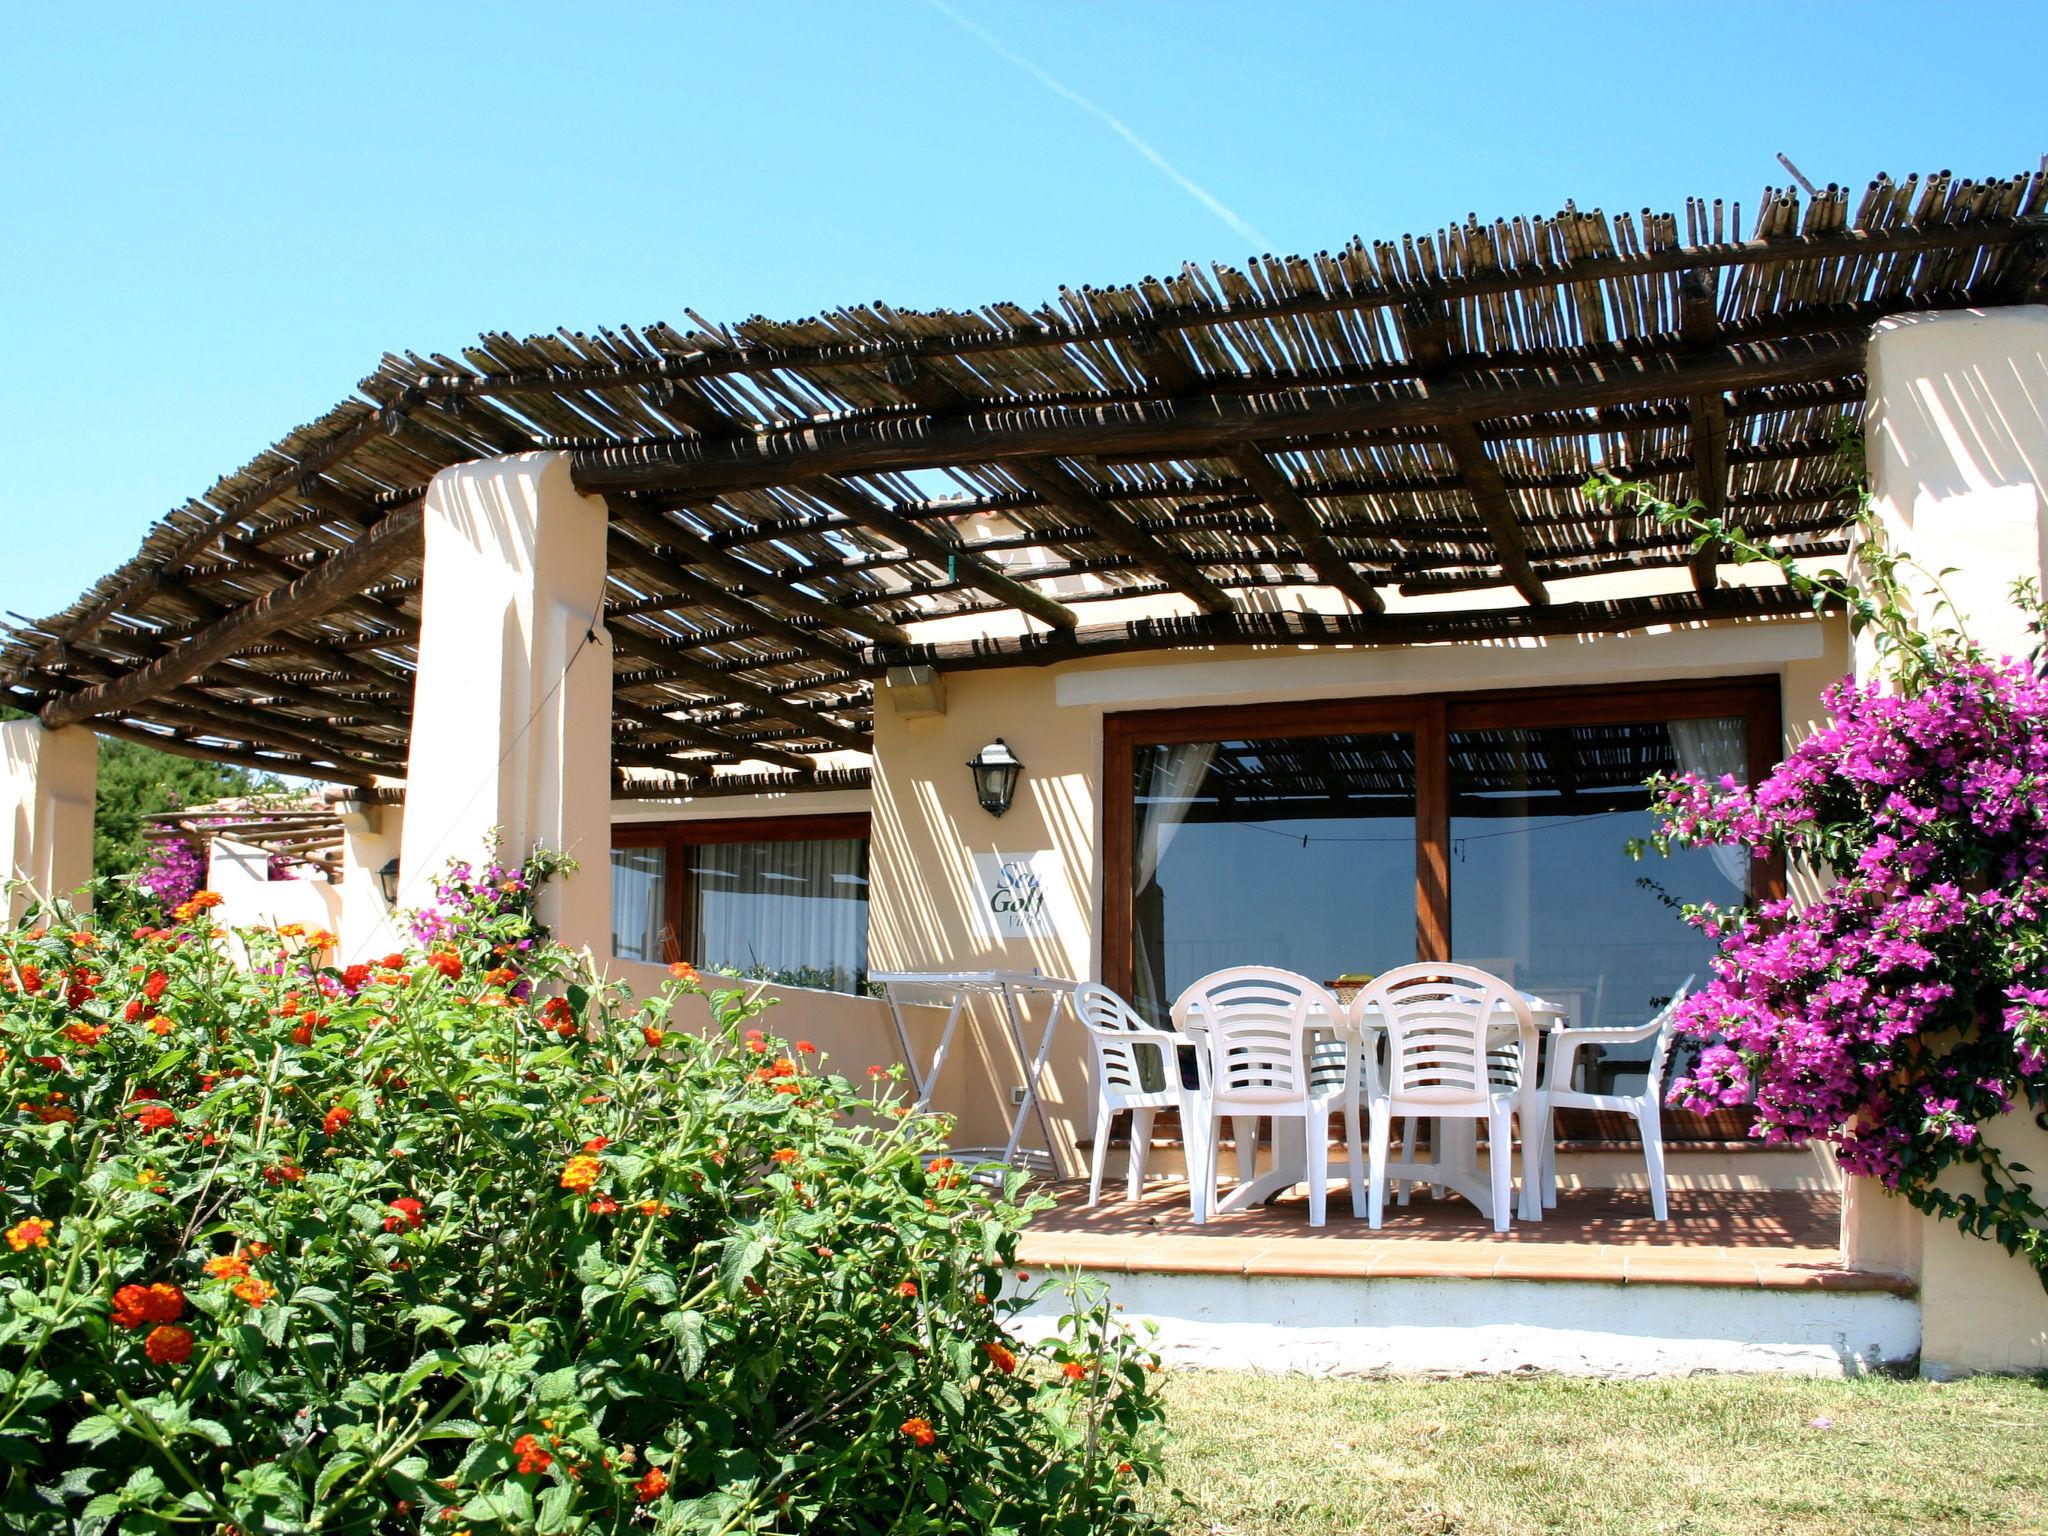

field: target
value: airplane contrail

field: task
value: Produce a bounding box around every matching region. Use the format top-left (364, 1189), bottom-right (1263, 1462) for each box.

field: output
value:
top-left (923, 0), bottom-right (1275, 251)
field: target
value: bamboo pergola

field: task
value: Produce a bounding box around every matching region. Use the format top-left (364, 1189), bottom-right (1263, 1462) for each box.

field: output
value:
top-left (145, 796), bottom-right (345, 880)
top-left (6, 168), bottom-right (2045, 794)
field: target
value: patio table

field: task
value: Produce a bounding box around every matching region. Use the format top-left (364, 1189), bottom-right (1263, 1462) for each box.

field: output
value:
top-left (1215, 993), bottom-right (1566, 1224)
top-left (870, 970), bottom-right (1081, 1181)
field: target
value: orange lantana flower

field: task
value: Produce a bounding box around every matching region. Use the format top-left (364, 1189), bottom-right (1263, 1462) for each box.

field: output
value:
top-left (5, 1218), bottom-right (51, 1252)
top-left (560, 1155), bottom-right (602, 1192)
top-left (900, 1417), bottom-right (936, 1448)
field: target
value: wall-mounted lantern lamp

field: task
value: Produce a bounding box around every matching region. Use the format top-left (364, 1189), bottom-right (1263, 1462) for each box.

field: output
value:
top-left (375, 858), bottom-right (400, 905)
top-left (967, 738), bottom-right (1025, 818)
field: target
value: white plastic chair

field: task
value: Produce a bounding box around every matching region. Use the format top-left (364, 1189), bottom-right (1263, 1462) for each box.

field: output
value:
top-left (1171, 967), bottom-right (1360, 1227)
top-left (1353, 963), bottom-right (1532, 1232)
top-left (1073, 982), bottom-right (1201, 1210)
top-left (1534, 978), bottom-right (1693, 1220)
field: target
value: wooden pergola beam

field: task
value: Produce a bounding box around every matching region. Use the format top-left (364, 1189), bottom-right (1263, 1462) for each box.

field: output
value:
top-left (612, 697), bottom-right (815, 771)
top-left (38, 501), bottom-right (425, 730)
top-left (1681, 268), bottom-right (1733, 592)
top-left (794, 476), bottom-right (1079, 632)
top-left (605, 630), bottom-right (870, 754)
top-left (604, 527), bottom-right (867, 674)
top-left (92, 718), bottom-right (381, 787)
top-left (874, 582), bottom-right (1830, 673)
top-left (607, 498), bottom-right (912, 647)
top-left (1397, 302), bottom-right (1547, 606)
top-left (1221, 447), bottom-right (1384, 614)
top-left (572, 330), bottom-right (1864, 503)
top-left (877, 356), bottom-right (1231, 616)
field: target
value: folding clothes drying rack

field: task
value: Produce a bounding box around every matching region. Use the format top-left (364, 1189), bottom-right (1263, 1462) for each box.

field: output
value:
top-left (869, 970), bottom-right (1080, 1181)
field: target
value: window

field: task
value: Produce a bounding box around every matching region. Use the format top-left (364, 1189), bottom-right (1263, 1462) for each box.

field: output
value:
top-left (609, 814), bottom-right (870, 994)
top-left (1106, 682), bottom-right (1780, 1039)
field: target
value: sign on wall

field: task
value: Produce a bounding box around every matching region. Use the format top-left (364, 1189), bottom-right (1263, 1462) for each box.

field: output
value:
top-left (969, 850), bottom-right (1075, 942)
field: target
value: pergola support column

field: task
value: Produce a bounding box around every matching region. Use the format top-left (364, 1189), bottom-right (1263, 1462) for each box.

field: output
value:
top-left (1855, 305), bottom-right (2048, 1377)
top-left (0, 721), bottom-right (98, 918)
top-left (398, 452), bottom-right (613, 960)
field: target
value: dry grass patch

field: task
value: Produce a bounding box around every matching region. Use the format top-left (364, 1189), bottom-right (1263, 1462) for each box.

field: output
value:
top-left (1150, 1371), bottom-right (2048, 1535)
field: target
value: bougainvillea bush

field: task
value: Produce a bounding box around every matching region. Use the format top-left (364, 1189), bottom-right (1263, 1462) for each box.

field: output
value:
top-left (1606, 469), bottom-right (2048, 1282)
top-left (0, 878), bottom-right (1164, 1533)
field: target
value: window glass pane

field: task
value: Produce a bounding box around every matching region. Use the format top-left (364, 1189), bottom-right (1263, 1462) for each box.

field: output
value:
top-left (610, 845), bottom-right (669, 963)
top-left (689, 837), bottom-right (869, 994)
top-left (1130, 733), bottom-right (1416, 1025)
top-left (1447, 718), bottom-right (1746, 1062)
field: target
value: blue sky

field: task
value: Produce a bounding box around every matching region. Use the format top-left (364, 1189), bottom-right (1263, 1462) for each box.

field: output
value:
top-left (2, 1), bottom-right (2040, 625)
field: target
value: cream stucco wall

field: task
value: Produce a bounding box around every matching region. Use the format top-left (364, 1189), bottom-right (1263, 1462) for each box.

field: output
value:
top-left (864, 614), bottom-right (1845, 1182)
top-left (0, 720), bottom-right (97, 918)
top-left (400, 451), bottom-right (613, 960)
top-left (1861, 306), bottom-right (2048, 1375)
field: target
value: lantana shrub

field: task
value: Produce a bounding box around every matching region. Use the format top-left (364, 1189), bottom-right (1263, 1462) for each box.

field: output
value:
top-left (0, 872), bottom-right (1163, 1532)
top-left (1601, 467), bottom-right (2048, 1282)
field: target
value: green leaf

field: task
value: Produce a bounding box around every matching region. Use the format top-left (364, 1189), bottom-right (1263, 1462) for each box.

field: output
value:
top-left (666, 1310), bottom-right (708, 1378)
top-left (533, 1365), bottom-right (578, 1403)
top-left (537, 1480), bottom-right (577, 1531)
top-left (67, 1414), bottom-right (120, 1449)
top-left (315, 1452), bottom-right (366, 1501)
top-left (717, 1235), bottom-right (768, 1299)
top-left (407, 1303), bottom-right (464, 1339)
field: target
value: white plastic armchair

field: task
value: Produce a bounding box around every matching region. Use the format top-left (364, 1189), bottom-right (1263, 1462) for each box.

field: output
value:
top-left (1072, 982), bottom-right (1200, 1210)
top-left (1170, 967), bottom-right (1359, 1227)
top-left (1534, 978), bottom-right (1693, 1220)
top-left (1352, 963), bottom-right (1532, 1232)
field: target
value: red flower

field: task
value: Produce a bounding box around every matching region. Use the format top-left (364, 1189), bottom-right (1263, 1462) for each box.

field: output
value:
top-left (426, 949), bottom-right (462, 981)
top-left (795, 1040), bottom-right (816, 1054)
top-left (383, 1197), bottom-right (425, 1232)
top-left (5, 1218), bottom-right (51, 1251)
top-left (262, 1163), bottom-right (305, 1185)
top-left (1060, 1360), bottom-right (1087, 1381)
top-left (379, 953), bottom-right (405, 969)
top-left (899, 1417), bottom-right (936, 1448)
top-left (142, 970), bottom-right (168, 1002)
top-left (512, 1433), bottom-right (552, 1476)
top-left (340, 964), bottom-right (372, 991)
top-left (290, 1022), bottom-right (314, 1047)
top-left (894, 1281), bottom-right (918, 1299)
top-left (130, 1103), bottom-right (176, 1133)
top-left (588, 1195), bottom-right (620, 1215)
top-left (770, 1147), bottom-right (800, 1165)
top-left (322, 1105), bottom-right (352, 1136)
top-left (668, 961), bottom-right (698, 982)
top-left (123, 998), bottom-right (144, 1022)
top-left (143, 1324), bottom-right (193, 1365)
top-left (634, 1467), bottom-right (669, 1503)
top-left (112, 1282), bottom-right (184, 1330)
top-left (541, 997), bottom-right (577, 1036)
top-left (583, 1136), bottom-right (610, 1153)
top-left (642, 1025), bottom-right (665, 1049)
top-left (982, 1340), bottom-right (1017, 1374)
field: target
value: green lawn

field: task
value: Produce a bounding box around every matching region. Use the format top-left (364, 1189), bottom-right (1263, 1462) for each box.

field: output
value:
top-left (1150, 1372), bottom-right (2048, 1535)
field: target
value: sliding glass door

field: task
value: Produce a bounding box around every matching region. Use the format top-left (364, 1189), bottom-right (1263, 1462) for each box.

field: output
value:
top-left (1129, 730), bottom-right (1418, 1024)
top-left (1106, 682), bottom-right (1778, 1056)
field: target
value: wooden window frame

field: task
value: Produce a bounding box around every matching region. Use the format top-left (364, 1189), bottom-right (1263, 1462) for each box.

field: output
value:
top-left (609, 813), bottom-right (871, 966)
top-left (1102, 677), bottom-right (1782, 1003)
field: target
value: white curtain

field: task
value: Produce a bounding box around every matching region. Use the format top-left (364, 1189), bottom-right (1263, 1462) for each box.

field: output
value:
top-left (1667, 716), bottom-right (1751, 894)
top-left (1132, 741), bottom-right (1218, 1019)
top-left (692, 837), bottom-right (869, 992)
top-left (610, 847), bottom-right (667, 962)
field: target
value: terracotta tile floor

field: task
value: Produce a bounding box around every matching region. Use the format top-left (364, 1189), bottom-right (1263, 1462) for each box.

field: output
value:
top-left (1018, 1182), bottom-right (1913, 1293)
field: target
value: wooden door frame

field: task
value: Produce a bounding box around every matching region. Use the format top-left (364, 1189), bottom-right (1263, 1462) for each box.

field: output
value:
top-left (1101, 676), bottom-right (1783, 1003)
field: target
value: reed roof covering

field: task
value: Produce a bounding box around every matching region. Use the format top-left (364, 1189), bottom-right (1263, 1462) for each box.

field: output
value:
top-left (6, 167), bottom-right (2045, 794)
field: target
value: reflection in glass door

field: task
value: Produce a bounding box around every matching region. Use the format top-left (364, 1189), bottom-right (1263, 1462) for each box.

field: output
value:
top-left (1129, 731), bottom-right (1417, 1024)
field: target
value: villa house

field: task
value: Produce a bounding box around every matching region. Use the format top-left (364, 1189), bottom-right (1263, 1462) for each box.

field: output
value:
top-left (5, 165), bottom-right (2047, 1375)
